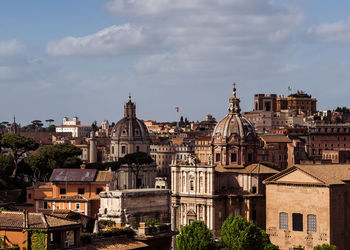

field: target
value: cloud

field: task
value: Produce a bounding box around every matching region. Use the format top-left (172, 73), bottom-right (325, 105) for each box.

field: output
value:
top-left (305, 18), bottom-right (350, 43)
top-left (0, 40), bottom-right (24, 57)
top-left (46, 24), bottom-right (161, 56)
top-left (47, 0), bottom-right (302, 63)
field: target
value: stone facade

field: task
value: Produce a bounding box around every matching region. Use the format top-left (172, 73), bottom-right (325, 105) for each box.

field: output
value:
top-left (98, 189), bottom-right (170, 224)
top-left (171, 86), bottom-right (279, 236)
top-left (115, 163), bottom-right (157, 190)
top-left (264, 165), bottom-right (350, 250)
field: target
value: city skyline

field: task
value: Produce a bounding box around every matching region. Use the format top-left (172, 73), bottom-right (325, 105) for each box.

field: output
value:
top-left (1, 0), bottom-right (350, 125)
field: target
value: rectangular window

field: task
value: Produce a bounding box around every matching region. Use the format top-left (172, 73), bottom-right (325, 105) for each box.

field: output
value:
top-left (279, 212), bottom-right (288, 230)
top-left (216, 153), bottom-right (220, 162)
top-left (28, 193), bottom-right (32, 199)
top-left (112, 146), bottom-right (114, 154)
top-left (248, 153), bottom-right (252, 162)
top-left (307, 214), bottom-right (317, 232)
top-left (43, 201), bottom-right (48, 209)
top-left (231, 153), bottom-right (237, 162)
top-left (292, 213), bottom-right (303, 231)
top-left (60, 188), bottom-right (66, 195)
top-left (122, 146), bottom-right (126, 154)
top-left (78, 188), bottom-right (85, 195)
top-left (96, 188), bottom-right (103, 194)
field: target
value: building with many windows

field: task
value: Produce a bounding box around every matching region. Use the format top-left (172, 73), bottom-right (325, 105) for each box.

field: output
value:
top-left (26, 168), bottom-right (115, 218)
top-left (276, 91), bottom-right (317, 115)
top-left (55, 116), bottom-right (91, 138)
top-left (264, 164), bottom-right (350, 250)
top-left (171, 86), bottom-right (279, 236)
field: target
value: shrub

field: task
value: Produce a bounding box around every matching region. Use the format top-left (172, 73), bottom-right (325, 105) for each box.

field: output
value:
top-left (80, 233), bottom-right (92, 244)
top-left (314, 244), bottom-right (337, 250)
top-left (145, 219), bottom-right (159, 227)
top-left (98, 220), bottom-right (115, 229)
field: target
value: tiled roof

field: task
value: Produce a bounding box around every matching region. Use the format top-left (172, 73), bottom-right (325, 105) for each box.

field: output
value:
top-left (264, 164), bottom-right (350, 186)
top-left (45, 195), bottom-right (89, 201)
top-left (95, 171), bottom-right (114, 182)
top-left (260, 135), bottom-right (292, 143)
top-left (0, 211), bottom-right (80, 230)
top-left (215, 163), bottom-right (279, 174)
top-left (49, 169), bottom-right (97, 182)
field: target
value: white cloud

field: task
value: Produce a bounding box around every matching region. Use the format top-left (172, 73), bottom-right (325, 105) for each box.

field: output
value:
top-left (47, 0), bottom-right (302, 64)
top-left (305, 18), bottom-right (350, 43)
top-left (0, 40), bottom-right (24, 57)
top-left (46, 24), bottom-right (155, 56)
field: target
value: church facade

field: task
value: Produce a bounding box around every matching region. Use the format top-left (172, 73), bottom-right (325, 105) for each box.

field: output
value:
top-left (108, 97), bottom-right (157, 190)
top-left (171, 86), bottom-right (279, 236)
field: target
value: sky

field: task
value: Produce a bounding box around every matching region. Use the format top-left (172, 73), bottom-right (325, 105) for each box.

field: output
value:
top-left (1, 0), bottom-right (350, 126)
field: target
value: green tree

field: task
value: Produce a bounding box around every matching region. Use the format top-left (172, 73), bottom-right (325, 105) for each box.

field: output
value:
top-left (118, 152), bottom-right (153, 188)
top-left (25, 143), bottom-right (82, 181)
top-left (314, 244), bottom-right (337, 250)
top-left (0, 134), bottom-right (39, 178)
top-left (175, 221), bottom-right (215, 250)
top-left (219, 216), bottom-right (278, 250)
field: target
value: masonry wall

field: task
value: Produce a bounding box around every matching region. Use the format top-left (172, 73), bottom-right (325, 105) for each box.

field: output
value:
top-left (0, 229), bottom-right (28, 249)
top-left (266, 184), bottom-right (330, 250)
top-left (329, 185), bottom-right (350, 250)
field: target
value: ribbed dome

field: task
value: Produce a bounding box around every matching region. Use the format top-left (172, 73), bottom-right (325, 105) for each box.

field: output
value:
top-left (212, 85), bottom-right (258, 167)
top-left (213, 114), bottom-right (256, 140)
top-left (213, 86), bottom-right (256, 142)
top-left (111, 98), bottom-right (150, 142)
top-left (112, 117), bottom-right (149, 140)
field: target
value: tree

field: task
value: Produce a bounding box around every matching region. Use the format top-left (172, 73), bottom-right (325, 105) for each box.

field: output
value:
top-left (314, 244), bottom-right (337, 250)
top-left (45, 119), bottom-right (54, 126)
top-left (118, 152), bottom-right (153, 188)
top-left (25, 143), bottom-right (82, 181)
top-left (1, 134), bottom-right (39, 178)
top-left (175, 221), bottom-right (215, 250)
top-left (219, 216), bottom-right (278, 250)
top-left (31, 120), bottom-right (44, 130)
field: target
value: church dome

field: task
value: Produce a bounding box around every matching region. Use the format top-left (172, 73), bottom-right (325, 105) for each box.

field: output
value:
top-left (212, 85), bottom-right (258, 166)
top-left (111, 97), bottom-right (150, 141)
top-left (110, 97), bottom-right (151, 161)
top-left (213, 87), bottom-right (256, 141)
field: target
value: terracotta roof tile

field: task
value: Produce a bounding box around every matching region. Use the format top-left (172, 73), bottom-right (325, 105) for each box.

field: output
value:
top-left (0, 211), bottom-right (80, 230)
top-left (260, 135), bottom-right (292, 143)
top-left (95, 171), bottom-right (114, 182)
top-left (264, 164), bottom-right (350, 185)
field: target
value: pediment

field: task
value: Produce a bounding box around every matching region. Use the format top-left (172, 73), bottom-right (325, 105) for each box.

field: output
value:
top-left (274, 169), bottom-right (324, 184)
top-left (186, 209), bottom-right (196, 216)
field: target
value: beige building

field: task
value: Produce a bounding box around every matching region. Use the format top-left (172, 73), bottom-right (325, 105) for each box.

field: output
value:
top-left (264, 164), bottom-right (350, 250)
top-left (98, 188), bottom-right (170, 224)
top-left (277, 91), bottom-right (317, 115)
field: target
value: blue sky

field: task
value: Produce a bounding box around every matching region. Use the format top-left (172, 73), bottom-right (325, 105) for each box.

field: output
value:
top-left (1, 0), bottom-right (350, 126)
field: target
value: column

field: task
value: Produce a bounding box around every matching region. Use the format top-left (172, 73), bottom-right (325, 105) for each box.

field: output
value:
top-left (209, 172), bottom-right (213, 194)
top-left (210, 205), bottom-right (214, 230)
top-left (207, 205), bottom-right (211, 229)
top-left (171, 204), bottom-right (178, 231)
top-left (206, 171), bottom-right (209, 194)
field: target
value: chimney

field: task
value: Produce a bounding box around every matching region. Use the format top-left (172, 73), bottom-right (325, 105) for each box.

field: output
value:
top-left (23, 210), bottom-right (29, 229)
